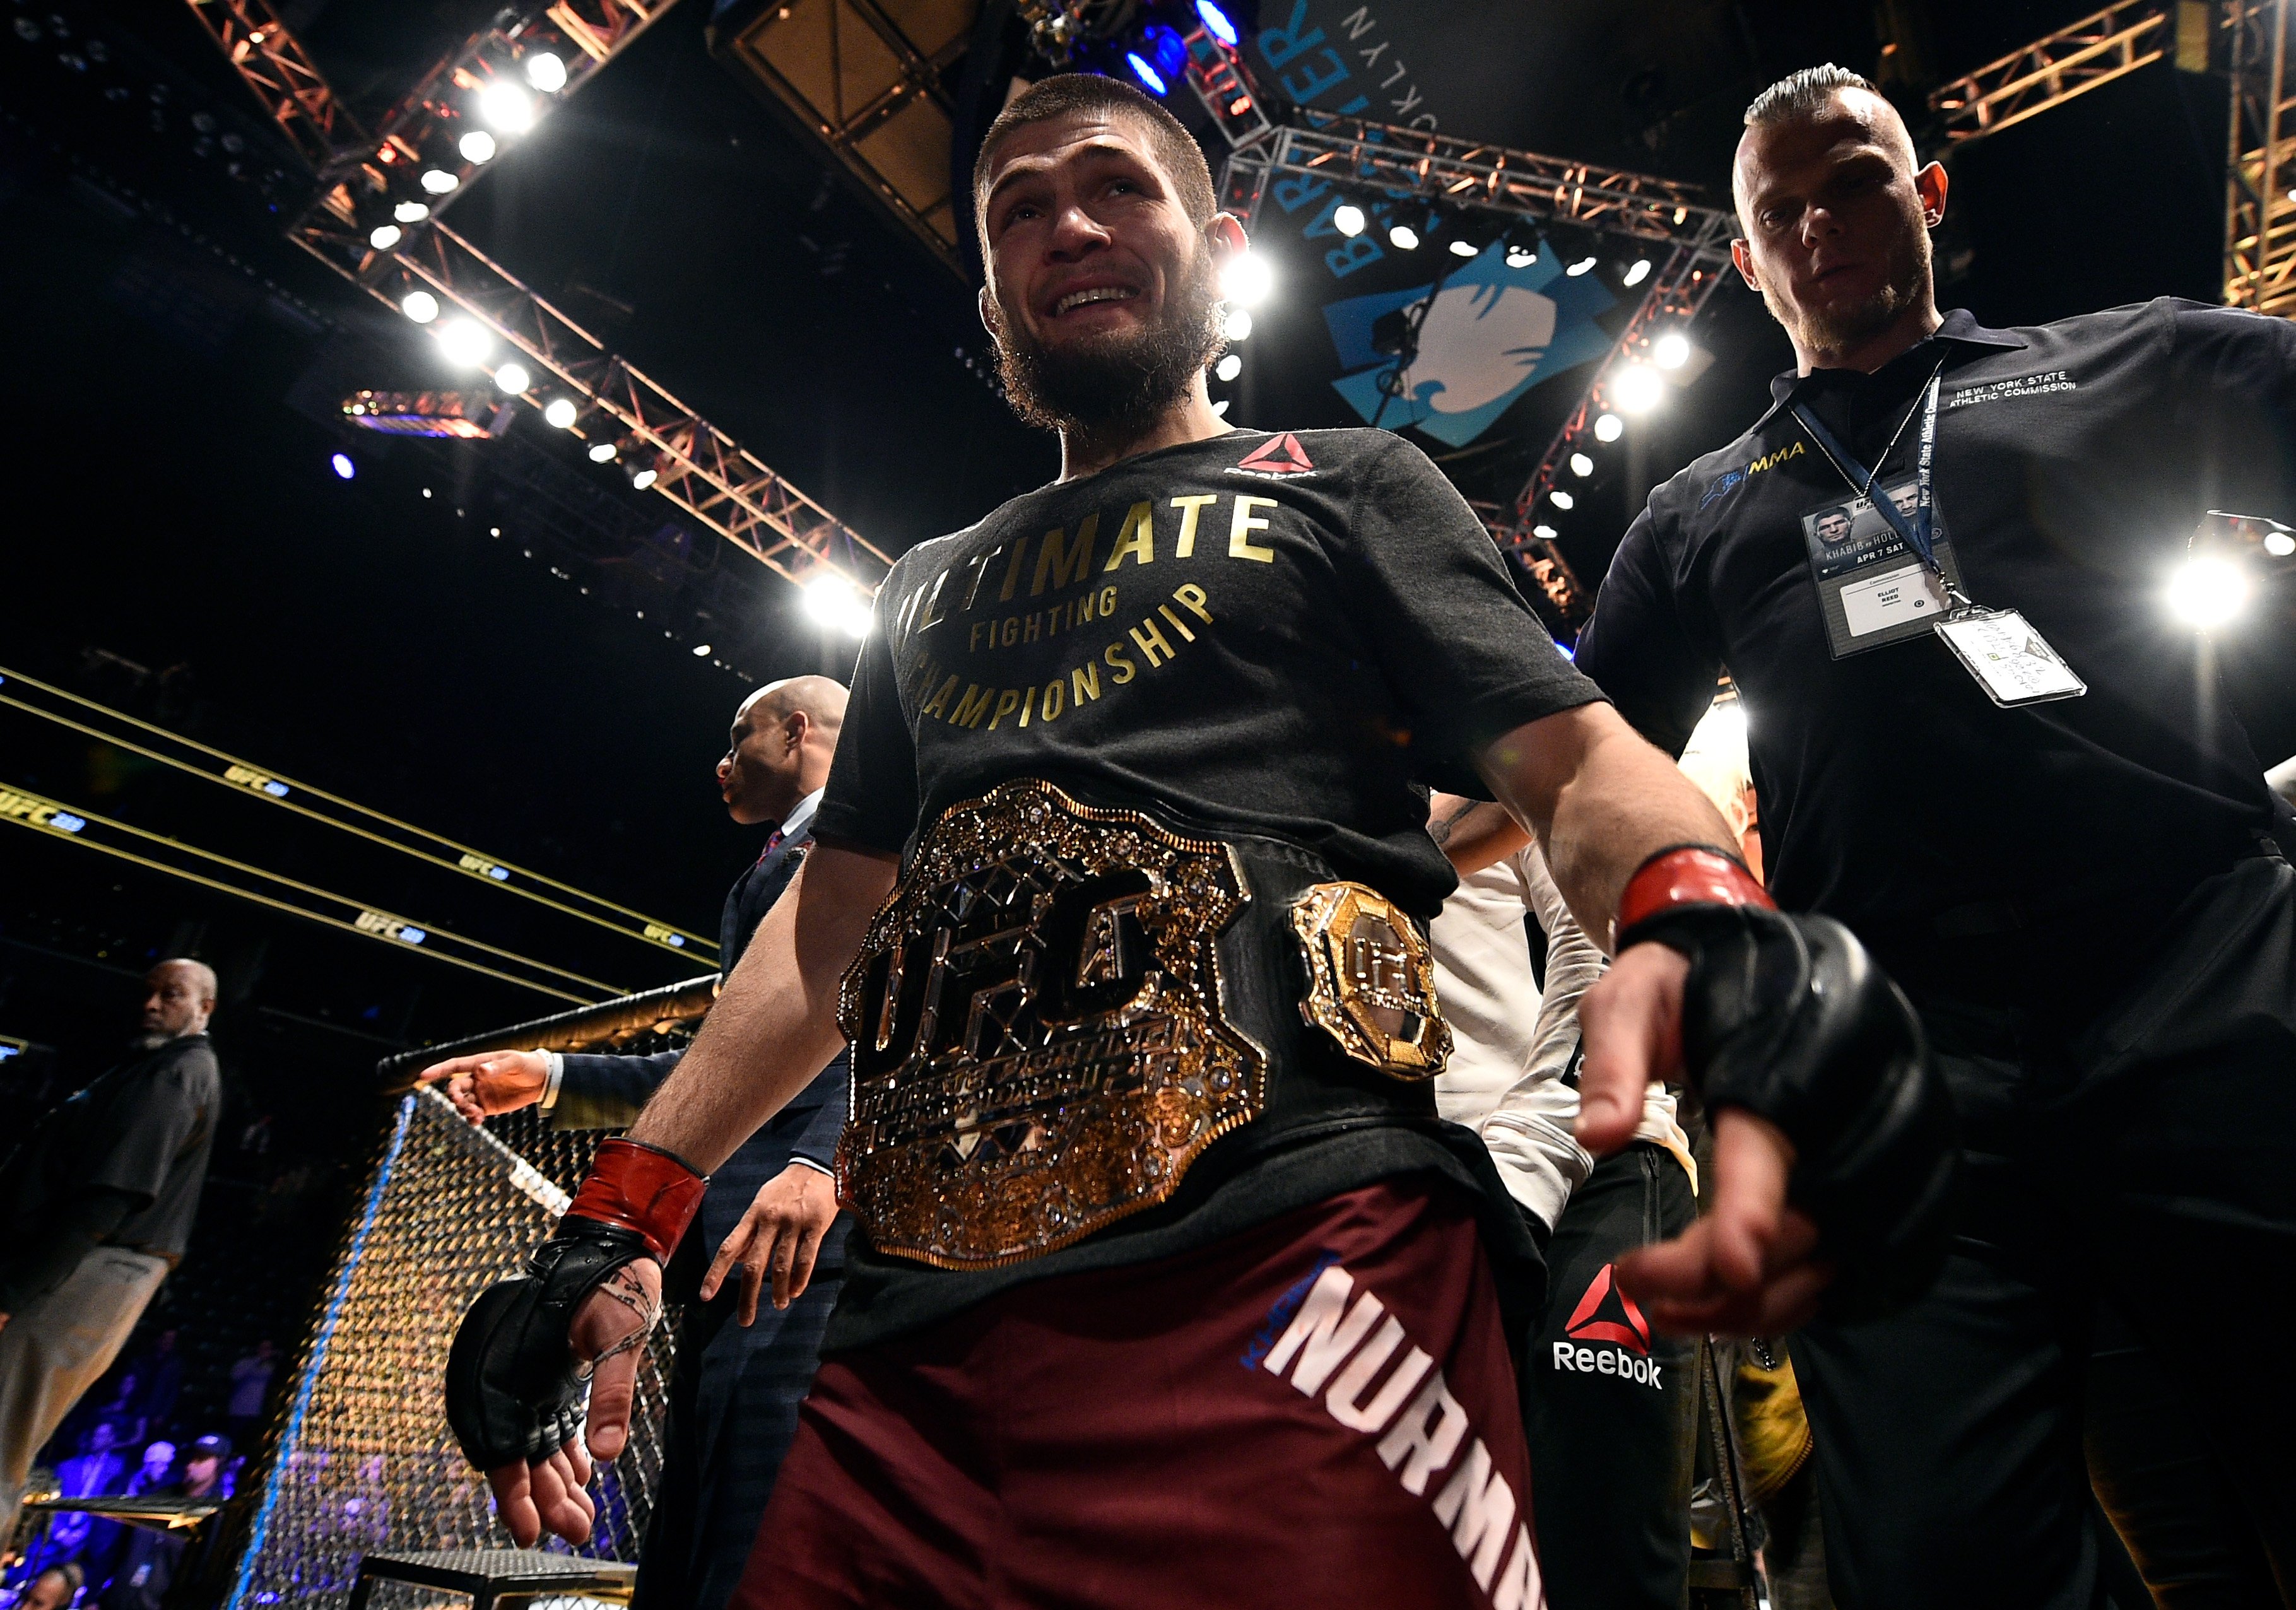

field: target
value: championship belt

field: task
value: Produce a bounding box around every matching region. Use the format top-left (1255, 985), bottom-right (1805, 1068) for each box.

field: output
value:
top-left (835, 779), bottom-right (1451, 1269)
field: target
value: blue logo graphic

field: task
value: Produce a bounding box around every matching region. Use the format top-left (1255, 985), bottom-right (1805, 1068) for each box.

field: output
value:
top-left (1322, 242), bottom-right (1616, 448)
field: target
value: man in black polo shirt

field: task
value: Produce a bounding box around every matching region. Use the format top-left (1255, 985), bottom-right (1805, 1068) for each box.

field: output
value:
top-left (447, 74), bottom-right (1953, 1607)
top-left (1574, 64), bottom-right (2296, 1609)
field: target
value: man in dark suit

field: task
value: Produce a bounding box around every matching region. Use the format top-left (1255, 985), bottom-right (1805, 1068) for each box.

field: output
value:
top-left (418, 676), bottom-right (851, 1610)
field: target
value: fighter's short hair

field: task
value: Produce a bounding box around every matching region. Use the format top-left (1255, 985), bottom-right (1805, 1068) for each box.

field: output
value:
top-left (973, 74), bottom-right (1216, 230)
top-left (1744, 64), bottom-right (1880, 127)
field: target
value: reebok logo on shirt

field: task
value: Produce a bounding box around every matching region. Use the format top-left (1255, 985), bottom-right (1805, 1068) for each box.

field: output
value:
top-left (1233, 433), bottom-right (1317, 477)
top-left (1551, 1265), bottom-right (1663, 1389)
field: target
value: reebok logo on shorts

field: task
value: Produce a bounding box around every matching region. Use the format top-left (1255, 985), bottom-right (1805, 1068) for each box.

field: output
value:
top-left (1252, 1259), bottom-right (1545, 1609)
top-left (1552, 1265), bottom-right (1663, 1389)
top-left (1233, 433), bottom-right (1316, 477)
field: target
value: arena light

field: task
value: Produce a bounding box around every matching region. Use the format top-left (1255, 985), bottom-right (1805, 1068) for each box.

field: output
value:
top-left (1504, 245), bottom-right (1536, 268)
top-left (1569, 452), bottom-right (1594, 478)
top-left (421, 168), bottom-right (461, 196)
top-left (368, 224), bottom-right (403, 250)
top-left (524, 51), bottom-right (568, 93)
top-left (1126, 25), bottom-right (1186, 97)
top-left (330, 452), bottom-right (356, 480)
top-left (401, 290), bottom-right (440, 324)
top-left (543, 397), bottom-right (579, 429)
top-left (1388, 223), bottom-right (1421, 250)
top-left (478, 81), bottom-right (536, 133)
top-left (1550, 490), bottom-right (1576, 512)
top-left (1621, 257), bottom-right (1652, 287)
top-left (2268, 531), bottom-right (2296, 558)
top-left (587, 440), bottom-right (618, 463)
top-left (1215, 353), bottom-right (1242, 382)
top-left (392, 200), bottom-right (431, 224)
top-left (1195, 0), bottom-right (1239, 46)
top-left (1565, 255), bottom-right (1598, 276)
top-left (1333, 204), bottom-right (1367, 238)
top-left (1448, 238), bottom-right (1479, 258)
top-left (1613, 364), bottom-right (1664, 414)
top-left (2166, 555), bottom-right (2251, 629)
top-left (691, 642), bottom-right (712, 657)
top-left (492, 361), bottom-right (531, 395)
top-left (1593, 411), bottom-right (1624, 442)
top-left (1223, 308), bottom-right (1254, 341)
top-left (1126, 51), bottom-right (1170, 95)
top-left (436, 317), bottom-right (494, 368)
top-left (1532, 524), bottom-right (1558, 540)
top-left (803, 574), bottom-right (873, 638)
top-left (459, 130), bottom-right (498, 164)
top-left (628, 462), bottom-right (660, 491)
top-left (1652, 331), bottom-right (1692, 370)
top-left (1218, 250), bottom-right (1275, 307)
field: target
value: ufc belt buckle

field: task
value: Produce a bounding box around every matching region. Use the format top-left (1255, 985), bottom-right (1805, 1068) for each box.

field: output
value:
top-left (1290, 882), bottom-right (1451, 1078)
top-left (835, 779), bottom-right (1267, 1269)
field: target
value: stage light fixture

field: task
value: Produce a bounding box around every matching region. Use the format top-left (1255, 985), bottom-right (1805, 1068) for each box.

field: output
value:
top-left (331, 452), bottom-right (356, 480)
top-left (543, 397), bottom-right (578, 429)
top-left (459, 130), bottom-right (497, 163)
top-left (1195, 0), bottom-right (1239, 46)
top-left (1445, 238), bottom-right (1479, 259)
top-left (628, 461), bottom-right (660, 491)
top-left (1127, 52), bottom-right (1170, 94)
top-left (421, 168), bottom-right (459, 195)
top-left (1388, 223), bottom-right (1420, 250)
top-left (524, 51), bottom-right (568, 93)
top-left (437, 317), bottom-right (493, 367)
top-left (1622, 257), bottom-right (1652, 287)
top-left (393, 201), bottom-right (431, 223)
top-left (401, 290), bottom-right (440, 324)
top-left (369, 224), bottom-right (403, 250)
top-left (1569, 452), bottom-right (1594, 478)
top-left (2268, 531), bottom-right (2296, 558)
top-left (691, 642), bottom-right (712, 657)
top-left (2167, 555), bottom-right (2250, 628)
top-left (587, 440), bottom-right (618, 463)
top-left (1652, 331), bottom-right (1692, 370)
top-left (1533, 524), bottom-right (1558, 540)
top-left (478, 81), bottom-right (536, 132)
top-left (804, 574), bottom-right (873, 638)
top-left (1613, 364), bottom-right (1664, 414)
top-left (1218, 250), bottom-right (1274, 307)
top-left (1565, 255), bottom-right (1597, 276)
top-left (1594, 411), bottom-right (1625, 442)
top-left (1333, 203), bottom-right (1367, 237)
top-left (1126, 24), bottom-right (1186, 96)
top-left (1224, 308), bottom-right (1253, 341)
top-left (493, 361), bottom-right (531, 395)
top-left (1215, 353), bottom-right (1242, 382)
top-left (1504, 245), bottom-right (1536, 268)
top-left (1550, 490), bottom-right (1576, 511)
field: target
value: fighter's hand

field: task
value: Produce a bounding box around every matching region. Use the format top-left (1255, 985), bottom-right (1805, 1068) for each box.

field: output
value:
top-left (701, 1164), bottom-right (839, 1324)
top-left (416, 1050), bottom-right (550, 1124)
top-left (481, 1257), bottom-right (659, 1547)
top-left (1577, 940), bottom-right (1828, 1336)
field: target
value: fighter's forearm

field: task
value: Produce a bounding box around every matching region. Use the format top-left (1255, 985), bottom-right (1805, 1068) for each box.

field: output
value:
top-left (1475, 702), bottom-right (1741, 953)
top-left (623, 844), bottom-right (897, 1175)
top-left (1425, 792), bottom-right (1531, 875)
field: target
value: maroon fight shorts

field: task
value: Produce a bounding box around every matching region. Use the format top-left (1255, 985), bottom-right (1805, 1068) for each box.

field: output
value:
top-left (733, 1179), bottom-right (1543, 1610)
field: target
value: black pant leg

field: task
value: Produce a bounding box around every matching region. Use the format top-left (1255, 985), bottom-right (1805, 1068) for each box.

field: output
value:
top-left (1522, 1143), bottom-right (1698, 1610)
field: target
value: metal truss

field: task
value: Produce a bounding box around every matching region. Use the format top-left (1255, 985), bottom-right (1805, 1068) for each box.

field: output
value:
top-left (1928, 1), bottom-right (2169, 145)
top-left (1220, 114), bottom-right (1736, 623)
top-left (2227, 0), bottom-right (2296, 317)
top-left (184, 0), bottom-right (890, 591)
top-left (182, 0), bottom-right (367, 166)
top-left (1181, 23), bottom-right (1278, 155)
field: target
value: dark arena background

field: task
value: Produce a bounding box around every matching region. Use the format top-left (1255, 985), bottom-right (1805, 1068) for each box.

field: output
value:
top-left (1, 0), bottom-right (2292, 1606)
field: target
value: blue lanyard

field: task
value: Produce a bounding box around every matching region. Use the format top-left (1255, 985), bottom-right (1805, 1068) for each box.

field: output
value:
top-left (1791, 360), bottom-right (1945, 573)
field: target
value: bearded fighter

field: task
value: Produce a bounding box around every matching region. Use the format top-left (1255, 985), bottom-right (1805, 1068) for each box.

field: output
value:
top-left (444, 74), bottom-right (1953, 1609)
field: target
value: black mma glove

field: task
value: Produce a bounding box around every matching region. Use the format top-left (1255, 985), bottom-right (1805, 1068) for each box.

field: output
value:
top-left (445, 1138), bottom-right (707, 1471)
top-left (1618, 848), bottom-right (1957, 1320)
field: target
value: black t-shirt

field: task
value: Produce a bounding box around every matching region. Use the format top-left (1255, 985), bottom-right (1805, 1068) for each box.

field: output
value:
top-left (1576, 302), bottom-right (2296, 1013)
top-left (813, 426), bottom-right (1601, 1348)
top-left (0, 1036), bottom-right (220, 1259)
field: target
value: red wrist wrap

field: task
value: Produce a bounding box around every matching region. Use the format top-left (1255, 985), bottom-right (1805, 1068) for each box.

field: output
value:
top-left (1617, 847), bottom-right (1775, 935)
top-left (564, 1138), bottom-right (708, 1260)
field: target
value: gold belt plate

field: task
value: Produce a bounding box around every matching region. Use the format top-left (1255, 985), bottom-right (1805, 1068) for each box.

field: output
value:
top-left (834, 779), bottom-right (1266, 1269)
top-left (1291, 881), bottom-right (1452, 1078)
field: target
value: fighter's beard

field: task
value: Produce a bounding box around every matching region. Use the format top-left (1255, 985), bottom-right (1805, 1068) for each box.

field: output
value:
top-left (995, 245), bottom-right (1225, 440)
